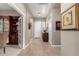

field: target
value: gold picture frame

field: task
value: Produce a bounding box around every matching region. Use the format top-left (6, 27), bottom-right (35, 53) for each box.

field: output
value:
top-left (62, 4), bottom-right (79, 30)
top-left (63, 11), bottom-right (72, 26)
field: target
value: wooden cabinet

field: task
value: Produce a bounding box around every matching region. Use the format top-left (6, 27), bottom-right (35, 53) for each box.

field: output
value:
top-left (9, 16), bottom-right (19, 45)
top-left (42, 32), bottom-right (49, 42)
top-left (0, 16), bottom-right (19, 45)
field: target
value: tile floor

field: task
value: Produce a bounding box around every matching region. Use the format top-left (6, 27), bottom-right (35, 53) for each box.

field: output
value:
top-left (0, 45), bottom-right (21, 56)
top-left (18, 39), bottom-right (61, 56)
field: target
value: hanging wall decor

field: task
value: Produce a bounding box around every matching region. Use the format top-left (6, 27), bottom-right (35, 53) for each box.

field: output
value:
top-left (63, 11), bottom-right (72, 26)
top-left (56, 21), bottom-right (61, 30)
top-left (62, 4), bottom-right (79, 30)
top-left (28, 22), bottom-right (31, 30)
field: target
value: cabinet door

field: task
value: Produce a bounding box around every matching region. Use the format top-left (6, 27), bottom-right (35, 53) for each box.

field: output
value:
top-left (3, 18), bottom-right (9, 32)
top-left (0, 18), bottom-right (3, 32)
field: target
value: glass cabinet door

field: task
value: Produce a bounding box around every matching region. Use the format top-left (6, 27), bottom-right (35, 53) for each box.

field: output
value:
top-left (0, 18), bottom-right (3, 32)
top-left (3, 18), bottom-right (9, 32)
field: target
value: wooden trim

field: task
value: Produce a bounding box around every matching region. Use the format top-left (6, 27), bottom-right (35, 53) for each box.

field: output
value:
top-left (61, 28), bottom-right (78, 31)
top-left (75, 4), bottom-right (79, 30)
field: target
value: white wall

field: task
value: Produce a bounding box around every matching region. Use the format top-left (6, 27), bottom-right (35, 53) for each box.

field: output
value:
top-left (61, 3), bottom-right (79, 55)
top-left (0, 10), bottom-right (20, 16)
top-left (25, 10), bottom-right (34, 44)
top-left (30, 18), bottom-right (34, 39)
top-left (48, 19), bottom-right (53, 44)
top-left (61, 31), bottom-right (79, 56)
top-left (47, 4), bottom-right (61, 45)
top-left (61, 3), bottom-right (75, 13)
top-left (52, 6), bottom-right (61, 45)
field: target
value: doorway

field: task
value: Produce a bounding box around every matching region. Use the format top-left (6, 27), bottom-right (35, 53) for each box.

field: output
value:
top-left (34, 20), bottom-right (42, 39)
top-left (0, 3), bottom-right (23, 49)
top-left (34, 19), bottom-right (46, 39)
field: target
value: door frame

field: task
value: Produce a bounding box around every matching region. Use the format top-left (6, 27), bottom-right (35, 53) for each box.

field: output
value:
top-left (8, 3), bottom-right (25, 48)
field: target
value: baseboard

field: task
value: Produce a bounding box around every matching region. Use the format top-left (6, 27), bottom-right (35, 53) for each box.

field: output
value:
top-left (16, 48), bottom-right (22, 56)
top-left (51, 45), bottom-right (62, 47)
top-left (23, 39), bottom-right (33, 49)
top-left (16, 39), bottom-right (33, 55)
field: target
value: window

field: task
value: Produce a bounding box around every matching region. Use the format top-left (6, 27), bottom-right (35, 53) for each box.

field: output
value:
top-left (0, 18), bottom-right (3, 32)
top-left (3, 18), bottom-right (9, 32)
top-left (0, 17), bottom-right (9, 32)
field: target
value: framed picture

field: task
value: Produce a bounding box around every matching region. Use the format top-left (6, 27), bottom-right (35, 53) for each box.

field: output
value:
top-left (28, 22), bottom-right (31, 30)
top-left (61, 5), bottom-right (78, 30)
top-left (63, 11), bottom-right (72, 26)
top-left (56, 21), bottom-right (61, 30)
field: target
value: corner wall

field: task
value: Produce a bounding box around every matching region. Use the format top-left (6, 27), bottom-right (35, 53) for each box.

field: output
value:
top-left (47, 4), bottom-right (61, 45)
top-left (9, 3), bottom-right (33, 49)
top-left (61, 3), bottom-right (79, 56)
top-left (25, 10), bottom-right (34, 45)
top-left (52, 6), bottom-right (61, 45)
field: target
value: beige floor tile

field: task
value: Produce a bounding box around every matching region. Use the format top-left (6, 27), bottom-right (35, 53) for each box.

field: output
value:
top-left (18, 39), bottom-right (61, 56)
top-left (0, 45), bottom-right (20, 56)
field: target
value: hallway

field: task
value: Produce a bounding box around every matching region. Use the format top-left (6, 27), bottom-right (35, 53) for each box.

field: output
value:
top-left (1, 3), bottom-right (79, 56)
top-left (18, 39), bottom-right (61, 56)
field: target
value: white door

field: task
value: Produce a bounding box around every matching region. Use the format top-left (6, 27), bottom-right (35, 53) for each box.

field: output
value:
top-left (34, 20), bottom-right (42, 39)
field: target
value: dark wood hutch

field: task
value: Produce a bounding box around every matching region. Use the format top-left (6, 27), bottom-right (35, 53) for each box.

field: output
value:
top-left (0, 16), bottom-right (19, 45)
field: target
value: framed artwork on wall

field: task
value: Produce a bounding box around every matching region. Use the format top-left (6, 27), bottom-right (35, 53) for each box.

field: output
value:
top-left (56, 21), bottom-right (61, 30)
top-left (63, 11), bottom-right (72, 26)
top-left (28, 22), bottom-right (31, 30)
top-left (61, 4), bottom-right (79, 30)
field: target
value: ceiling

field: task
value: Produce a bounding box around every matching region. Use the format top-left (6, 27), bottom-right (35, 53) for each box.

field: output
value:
top-left (0, 3), bottom-right (60, 18)
top-left (24, 3), bottom-right (53, 18)
top-left (0, 3), bottom-right (14, 10)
